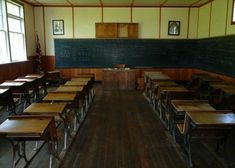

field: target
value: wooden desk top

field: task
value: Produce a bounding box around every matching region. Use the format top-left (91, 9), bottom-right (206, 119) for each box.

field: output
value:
top-left (71, 78), bottom-right (91, 82)
top-left (200, 76), bottom-right (222, 82)
top-left (221, 87), bottom-right (235, 95)
top-left (0, 116), bottom-right (52, 136)
top-left (172, 101), bottom-right (215, 112)
top-left (154, 81), bottom-right (178, 87)
top-left (43, 93), bottom-right (76, 102)
top-left (144, 72), bottom-right (162, 76)
top-left (192, 73), bottom-right (210, 79)
top-left (65, 81), bottom-right (88, 86)
top-left (0, 88), bottom-right (9, 94)
top-left (148, 75), bottom-right (170, 80)
top-left (0, 81), bottom-right (25, 87)
top-left (25, 74), bottom-right (44, 79)
top-left (24, 103), bottom-right (67, 114)
top-left (186, 111), bottom-right (235, 126)
top-left (56, 86), bottom-right (84, 92)
top-left (75, 74), bottom-right (94, 78)
top-left (159, 86), bottom-right (188, 92)
top-left (47, 70), bottom-right (60, 74)
top-left (15, 78), bottom-right (36, 82)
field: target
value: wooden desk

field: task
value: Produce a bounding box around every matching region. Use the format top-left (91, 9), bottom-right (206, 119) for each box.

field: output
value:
top-left (152, 81), bottom-right (178, 105)
top-left (157, 86), bottom-right (190, 124)
top-left (183, 110), bottom-right (235, 167)
top-left (103, 69), bottom-right (136, 90)
top-left (0, 88), bottom-right (9, 94)
top-left (65, 81), bottom-right (88, 86)
top-left (25, 74), bottom-right (47, 99)
top-left (43, 93), bottom-right (81, 131)
top-left (0, 115), bottom-right (57, 168)
top-left (170, 100), bottom-right (215, 138)
top-left (145, 73), bottom-right (170, 98)
top-left (24, 103), bottom-right (69, 149)
top-left (0, 81), bottom-right (25, 87)
top-left (43, 93), bottom-right (76, 102)
top-left (71, 77), bottom-right (91, 82)
top-left (55, 86), bottom-right (84, 93)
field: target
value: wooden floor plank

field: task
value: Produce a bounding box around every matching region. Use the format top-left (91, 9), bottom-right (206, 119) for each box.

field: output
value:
top-left (59, 88), bottom-right (187, 168)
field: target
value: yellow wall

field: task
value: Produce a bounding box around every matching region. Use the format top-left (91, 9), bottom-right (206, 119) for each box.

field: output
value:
top-left (103, 8), bottom-right (130, 22)
top-left (44, 7), bottom-right (73, 55)
top-left (22, 1), bottom-right (36, 56)
top-left (227, 0), bottom-right (235, 35)
top-left (188, 8), bottom-right (199, 39)
top-left (74, 8), bottom-right (102, 38)
top-left (34, 6), bottom-right (200, 55)
top-left (210, 0), bottom-right (227, 36)
top-left (160, 8), bottom-right (189, 39)
top-left (132, 8), bottom-right (160, 38)
top-left (198, 4), bottom-right (211, 38)
top-left (34, 7), bottom-right (45, 55)
top-left (33, 1), bottom-right (235, 55)
top-left (197, 0), bottom-right (235, 38)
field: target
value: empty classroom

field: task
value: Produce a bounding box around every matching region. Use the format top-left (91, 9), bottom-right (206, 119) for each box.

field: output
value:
top-left (0, 0), bottom-right (235, 168)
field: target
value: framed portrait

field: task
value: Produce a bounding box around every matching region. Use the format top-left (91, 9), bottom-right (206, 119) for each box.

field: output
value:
top-left (52, 20), bottom-right (64, 35)
top-left (168, 21), bottom-right (180, 36)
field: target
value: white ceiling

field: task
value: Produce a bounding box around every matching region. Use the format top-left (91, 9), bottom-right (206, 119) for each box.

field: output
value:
top-left (22, 0), bottom-right (213, 7)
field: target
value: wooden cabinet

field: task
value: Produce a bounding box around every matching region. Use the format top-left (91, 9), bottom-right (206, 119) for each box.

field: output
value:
top-left (96, 23), bottom-right (138, 38)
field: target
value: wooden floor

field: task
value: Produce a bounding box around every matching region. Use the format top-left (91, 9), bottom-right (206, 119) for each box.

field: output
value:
top-left (1, 85), bottom-right (234, 168)
top-left (60, 86), bottom-right (231, 168)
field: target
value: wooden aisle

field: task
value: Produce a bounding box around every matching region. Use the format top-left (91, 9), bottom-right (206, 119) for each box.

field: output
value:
top-left (59, 86), bottom-right (186, 168)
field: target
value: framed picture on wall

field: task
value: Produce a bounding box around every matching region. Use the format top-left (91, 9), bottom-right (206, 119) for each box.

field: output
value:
top-left (52, 20), bottom-right (64, 35)
top-left (168, 21), bottom-right (180, 36)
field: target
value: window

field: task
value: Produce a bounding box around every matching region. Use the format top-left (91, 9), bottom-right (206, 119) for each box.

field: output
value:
top-left (232, 0), bottom-right (235, 24)
top-left (0, 0), bottom-right (26, 64)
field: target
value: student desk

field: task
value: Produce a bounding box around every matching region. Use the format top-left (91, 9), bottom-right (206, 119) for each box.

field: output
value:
top-left (25, 74), bottom-right (47, 99)
top-left (0, 81), bottom-right (28, 110)
top-left (43, 93), bottom-right (80, 131)
top-left (46, 70), bottom-right (60, 85)
top-left (64, 81), bottom-right (90, 106)
top-left (0, 115), bottom-right (57, 168)
top-left (182, 110), bottom-right (235, 168)
top-left (15, 78), bottom-right (38, 102)
top-left (74, 74), bottom-right (95, 82)
top-left (0, 88), bottom-right (14, 113)
top-left (65, 81), bottom-right (88, 86)
top-left (157, 86), bottom-right (190, 125)
top-left (170, 100), bottom-right (215, 138)
top-left (152, 81), bottom-right (178, 106)
top-left (145, 74), bottom-right (170, 100)
top-left (55, 86), bottom-right (87, 118)
top-left (23, 103), bottom-right (69, 149)
top-left (56, 86), bottom-right (84, 93)
top-left (71, 77), bottom-right (94, 99)
top-left (208, 83), bottom-right (235, 108)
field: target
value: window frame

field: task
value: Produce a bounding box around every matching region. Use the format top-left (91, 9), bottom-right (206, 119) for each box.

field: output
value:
top-left (0, 0), bottom-right (27, 64)
top-left (7, 0), bottom-right (26, 62)
top-left (232, 0), bottom-right (235, 24)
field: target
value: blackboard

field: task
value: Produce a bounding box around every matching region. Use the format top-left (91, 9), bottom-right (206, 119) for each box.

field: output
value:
top-left (55, 39), bottom-right (197, 68)
top-left (54, 36), bottom-right (235, 77)
top-left (196, 35), bottom-right (235, 77)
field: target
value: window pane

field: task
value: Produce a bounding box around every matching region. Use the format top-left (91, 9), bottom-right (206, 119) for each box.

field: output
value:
top-left (7, 2), bottom-right (20, 17)
top-left (233, 2), bottom-right (235, 22)
top-left (8, 17), bottom-right (21, 32)
top-left (0, 31), bottom-right (10, 63)
top-left (9, 32), bottom-right (26, 61)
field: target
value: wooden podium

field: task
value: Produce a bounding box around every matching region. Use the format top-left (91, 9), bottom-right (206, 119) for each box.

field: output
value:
top-left (103, 69), bottom-right (136, 90)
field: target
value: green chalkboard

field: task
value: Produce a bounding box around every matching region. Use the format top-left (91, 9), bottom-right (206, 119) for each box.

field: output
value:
top-left (196, 35), bottom-right (235, 77)
top-left (54, 39), bottom-right (197, 68)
